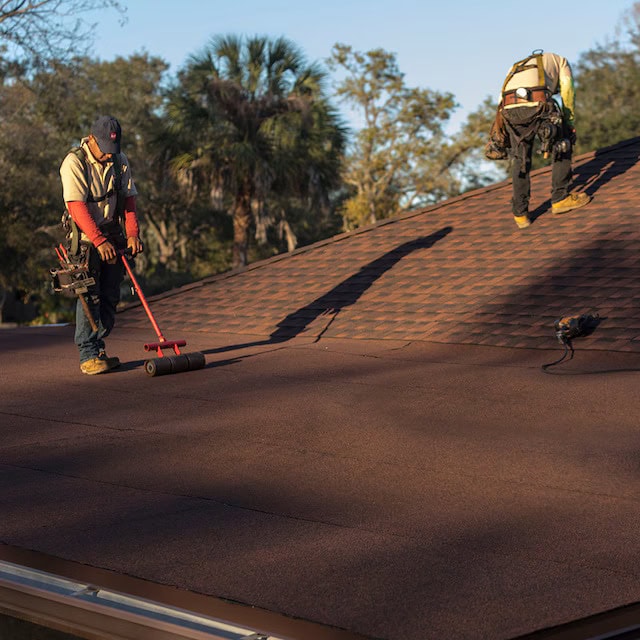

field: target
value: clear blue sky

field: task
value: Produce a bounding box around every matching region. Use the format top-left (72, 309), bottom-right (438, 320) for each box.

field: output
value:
top-left (89, 0), bottom-right (634, 132)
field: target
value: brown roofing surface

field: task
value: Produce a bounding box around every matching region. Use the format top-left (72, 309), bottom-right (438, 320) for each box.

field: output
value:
top-left (2, 139), bottom-right (640, 640)
top-left (118, 137), bottom-right (640, 353)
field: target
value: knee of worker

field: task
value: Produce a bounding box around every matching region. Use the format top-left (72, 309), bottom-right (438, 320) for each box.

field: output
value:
top-left (96, 284), bottom-right (121, 335)
top-left (97, 306), bottom-right (117, 337)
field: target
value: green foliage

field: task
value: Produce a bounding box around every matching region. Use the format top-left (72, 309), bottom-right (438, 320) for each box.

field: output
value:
top-left (574, 49), bottom-right (638, 153)
top-left (0, 63), bottom-right (68, 319)
top-left (168, 34), bottom-right (347, 267)
top-left (434, 96), bottom-right (507, 198)
top-left (570, 4), bottom-right (640, 153)
top-left (327, 44), bottom-right (497, 230)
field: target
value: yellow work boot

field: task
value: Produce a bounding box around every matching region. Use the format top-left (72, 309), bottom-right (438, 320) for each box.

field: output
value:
top-left (514, 215), bottom-right (531, 229)
top-left (98, 351), bottom-right (121, 370)
top-left (80, 357), bottom-right (110, 375)
top-left (551, 192), bottom-right (591, 215)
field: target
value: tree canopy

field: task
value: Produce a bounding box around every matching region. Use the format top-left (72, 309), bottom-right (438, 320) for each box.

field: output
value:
top-left (0, 0), bottom-right (125, 65)
top-left (327, 44), bottom-right (497, 230)
top-left (167, 34), bottom-right (348, 268)
top-left (574, 3), bottom-right (640, 153)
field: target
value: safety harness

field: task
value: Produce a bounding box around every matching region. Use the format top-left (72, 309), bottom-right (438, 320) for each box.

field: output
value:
top-left (501, 51), bottom-right (548, 105)
top-left (62, 146), bottom-right (125, 256)
top-left (486, 50), bottom-right (570, 169)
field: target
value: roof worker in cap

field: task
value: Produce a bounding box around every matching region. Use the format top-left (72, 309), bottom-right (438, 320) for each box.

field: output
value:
top-left (496, 50), bottom-right (590, 228)
top-left (59, 115), bottom-right (143, 375)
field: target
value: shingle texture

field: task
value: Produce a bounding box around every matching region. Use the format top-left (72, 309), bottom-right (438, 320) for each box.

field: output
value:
top-left (118, 137), bottom-right (640, 353)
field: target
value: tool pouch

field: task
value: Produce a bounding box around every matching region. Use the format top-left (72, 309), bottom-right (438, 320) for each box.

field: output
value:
top-left (50, 268), bottom-right (75, 298)
top-left (484, 105), bottom-right (510, 160)
top-left (50, 248), bottom-right (95, 298)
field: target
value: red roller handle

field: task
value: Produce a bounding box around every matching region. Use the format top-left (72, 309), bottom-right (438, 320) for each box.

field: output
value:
top-left (121, 254), bottom-right (183, 356)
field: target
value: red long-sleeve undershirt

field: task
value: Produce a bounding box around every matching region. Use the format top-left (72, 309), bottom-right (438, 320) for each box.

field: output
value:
top-left (66, 196), bottom-right (139, 247)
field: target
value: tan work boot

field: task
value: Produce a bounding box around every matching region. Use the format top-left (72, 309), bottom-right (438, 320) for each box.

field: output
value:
top-left (80, 357), bottom-right (110, 375)
top-left (551, 192), bottom-right (591, 215)
top-left (98, 351), bottom-right (121, 370)
top-left (514, 215), bottom-right (531, 229)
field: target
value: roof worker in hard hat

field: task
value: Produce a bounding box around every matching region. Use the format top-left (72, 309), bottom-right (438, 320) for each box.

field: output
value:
top-left (60, 115), bottom-right (144, 375)
top-left (497, 50), bottom-right (590, 229)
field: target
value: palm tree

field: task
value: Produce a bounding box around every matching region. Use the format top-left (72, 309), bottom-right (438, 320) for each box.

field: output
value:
top-left (167, 34), bottom-right (347, 268)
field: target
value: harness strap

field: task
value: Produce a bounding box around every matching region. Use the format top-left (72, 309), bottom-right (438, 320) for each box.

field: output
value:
top-left (67, 148), bottom-right (87, 256)
top-left (501, 52), bottom-right (546, 96)
top-left (502, 87), bottom-right (550, 106)
top-left (112, 152), bottom-right (125, 225)
top-left (535, 53), bottom-right (545, 88)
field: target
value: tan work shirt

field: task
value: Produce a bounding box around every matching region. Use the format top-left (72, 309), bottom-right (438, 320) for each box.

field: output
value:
top-left (59, 138), bottom-right (137, 238)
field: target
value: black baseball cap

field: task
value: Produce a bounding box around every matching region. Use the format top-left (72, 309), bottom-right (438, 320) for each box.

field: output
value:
top-left (91, 115), bottom-right (121, 154)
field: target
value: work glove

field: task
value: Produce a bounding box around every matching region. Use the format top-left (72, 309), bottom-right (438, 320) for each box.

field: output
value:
top-left (568, 127), bottom-right (577, 146)
top-left (127, 236), bottom-right (144, 256)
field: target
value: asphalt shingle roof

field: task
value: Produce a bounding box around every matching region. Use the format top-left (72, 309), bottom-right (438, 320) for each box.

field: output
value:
top-left (3, 138), bottom-right (640, 640)
top-left (118, 137), bottom-right (640, 355)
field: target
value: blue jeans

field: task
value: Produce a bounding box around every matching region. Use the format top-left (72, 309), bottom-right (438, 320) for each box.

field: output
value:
top-left (74, 247), bottom-right (124, 363)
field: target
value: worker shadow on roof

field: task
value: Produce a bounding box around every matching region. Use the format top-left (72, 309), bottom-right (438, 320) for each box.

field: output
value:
top-left (529, 139), bottom-right (640, 223)
top-left (571, 138), bottom-right (640, 196)
top-left (204, 225), bottom-right (453, 355)
top-left (270, 226), bottom-right (453, 343)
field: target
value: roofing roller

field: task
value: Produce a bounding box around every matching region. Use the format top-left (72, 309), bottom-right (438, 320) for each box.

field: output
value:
top-left (121, 252), bottom-right (206, 377)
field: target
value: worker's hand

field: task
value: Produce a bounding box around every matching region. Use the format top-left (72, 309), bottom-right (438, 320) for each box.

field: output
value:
top-left (568, 127), bottom-right (577, 146)
top-left (96, 240), bottom-right (117, 264)
top-left (127, 236), bottom-right (144, 256)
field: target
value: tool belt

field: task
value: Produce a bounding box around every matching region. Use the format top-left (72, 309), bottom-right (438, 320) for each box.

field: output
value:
top-left (51, 246), bottom-right (94, 299)
top-left (502, 88), bottom-right (551, 106)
